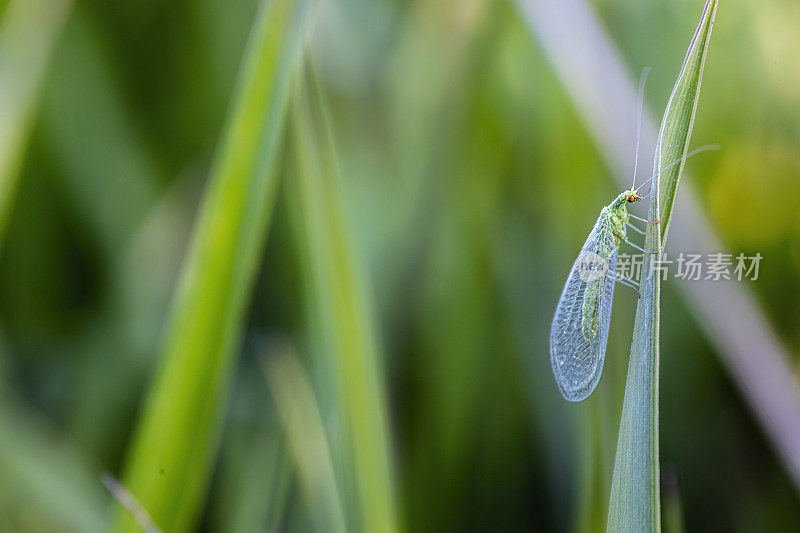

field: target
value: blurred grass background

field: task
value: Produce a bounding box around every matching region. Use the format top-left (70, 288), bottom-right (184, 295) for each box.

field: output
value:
top-left (0, 0), bottom-right (799, 531)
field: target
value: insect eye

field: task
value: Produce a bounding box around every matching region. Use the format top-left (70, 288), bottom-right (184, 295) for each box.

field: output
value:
top-left (627, 195), bottom-right (635, 202)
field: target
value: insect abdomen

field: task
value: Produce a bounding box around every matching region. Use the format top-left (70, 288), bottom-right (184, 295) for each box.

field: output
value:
top-left (580, 215), bottom-right (617, 339)
top-left (581, 278), bottom-right (602, 338)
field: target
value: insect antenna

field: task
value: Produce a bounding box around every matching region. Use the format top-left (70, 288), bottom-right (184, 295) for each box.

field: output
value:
top-left (635, 144), bottom-right (721, 196)
top-left (631, 68), bottom-right (651, 190)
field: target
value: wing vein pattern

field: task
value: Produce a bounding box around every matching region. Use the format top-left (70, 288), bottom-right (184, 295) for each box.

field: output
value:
top-left (550, 210), bottom-right (618, 402)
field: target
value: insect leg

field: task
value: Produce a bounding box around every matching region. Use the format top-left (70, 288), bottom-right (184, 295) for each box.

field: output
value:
top-left (616, 274), bottom-right (640, 287)
top-left (615, 277), bottom-right (641, 298)
top-left (627, 222), bottom-right (645, 235)
top-left (629, 214), bottom-right (660, 224)
top-left (622, 236), bottom-right (659, 255)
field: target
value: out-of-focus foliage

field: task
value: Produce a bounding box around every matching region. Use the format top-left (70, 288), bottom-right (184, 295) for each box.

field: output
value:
top-left (0, 0), bottom-right (798, 531)
top-left (111, 0), bottom-right (314, 530)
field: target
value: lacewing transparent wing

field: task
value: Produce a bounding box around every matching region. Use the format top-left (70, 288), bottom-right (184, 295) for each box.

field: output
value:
top-left (550, 211), bottom-right (618, 402)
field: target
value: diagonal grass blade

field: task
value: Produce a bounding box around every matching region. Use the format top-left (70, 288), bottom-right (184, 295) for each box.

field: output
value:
top-left (113, 0), bottom-right (315, 531)
top-left (0, 0), bottom-right (74, 246)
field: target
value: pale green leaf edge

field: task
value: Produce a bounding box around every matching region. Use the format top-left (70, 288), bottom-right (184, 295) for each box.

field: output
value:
top-left (261, 347), bottom-right (347, 533)
top-left (0, 0), bottom-right (74, 245)
top-left (286, 68), bottom-right (398, 533)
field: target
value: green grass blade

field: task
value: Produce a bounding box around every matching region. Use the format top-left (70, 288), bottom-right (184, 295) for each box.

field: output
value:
top-left (0, 0), bottom-right (73, 246)
top-left (262, 346), bottom-right (346, 533)
top-left (113, 0), bottom-right (314, 530)
top-left (208, 362), bottom-right (293, 533)
top-left (655, 1), bottom-right (719, 244)
top-left (607, 1), bottom-right (717, 530)
top-left (288, 70), bottom-right (398, 533)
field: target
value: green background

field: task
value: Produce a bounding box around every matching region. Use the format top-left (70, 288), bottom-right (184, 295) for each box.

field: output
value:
top-left (0, 0), bottom-right (798, 530)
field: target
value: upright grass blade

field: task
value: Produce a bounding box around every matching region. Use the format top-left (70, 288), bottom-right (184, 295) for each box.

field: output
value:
top-left (287, 70), bottom-right (397, 533)
top-left (655, 1), bottom-right (718, 246)
top-left (0, 0), bottom-right (73, 247)
top-left (113, 0), bottom-right (314, 531)
top-left (261, 346), bottom-right (346, 533)
top-left (607, 2), bottom-right (717, 530)
top-left (378, 0), bottom-right (486, 326)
